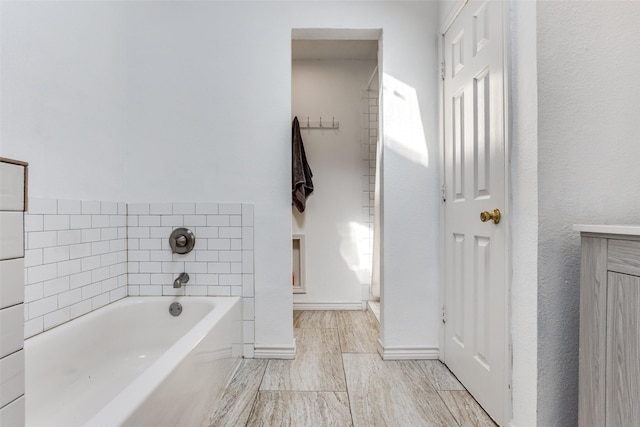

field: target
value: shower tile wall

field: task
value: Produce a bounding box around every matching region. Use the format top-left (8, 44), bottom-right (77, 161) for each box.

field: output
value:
top-left (22, 199), bottom-right (255, 357)
top-left (126, 203), bottom-right (252, 298)
top-left (361, 89), bottom-right (378, 301)
top-left (23, 199), bottom-right (128, 338)
top-left (126, 202), bottom-right (255, 357)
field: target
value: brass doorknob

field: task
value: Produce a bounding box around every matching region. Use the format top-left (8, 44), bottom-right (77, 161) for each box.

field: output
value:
top-left (480, 209), bottom-right (501, 224)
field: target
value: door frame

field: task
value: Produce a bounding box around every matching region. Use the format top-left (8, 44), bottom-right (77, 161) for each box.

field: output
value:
top-left (290, 27), bottom-right (384, 320)
top-left (438, 0), bottom-right (513, 422)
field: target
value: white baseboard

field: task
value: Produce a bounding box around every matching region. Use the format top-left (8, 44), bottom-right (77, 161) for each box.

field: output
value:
top-left (254, 341), bottom-right (296, 359)
top-left (293, 301), bottom-right (363, 310)
top-left (377, 339), bottom-right (440, 360)
top-left (366, 301), bottom-right (380, 323)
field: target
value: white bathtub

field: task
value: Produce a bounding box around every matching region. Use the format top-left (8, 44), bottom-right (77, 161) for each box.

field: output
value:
top-left (25, 296), bottom-right (242, 427)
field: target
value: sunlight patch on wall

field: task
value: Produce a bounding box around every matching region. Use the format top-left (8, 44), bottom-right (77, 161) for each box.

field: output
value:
top-left (338, 221), bottom-right (373, 285)
top-left (382, 73), bottom-right (429, 168)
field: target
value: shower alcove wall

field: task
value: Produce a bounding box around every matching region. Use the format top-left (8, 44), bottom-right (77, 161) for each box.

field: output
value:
top-left (291, 37), bottom-right (380, 311)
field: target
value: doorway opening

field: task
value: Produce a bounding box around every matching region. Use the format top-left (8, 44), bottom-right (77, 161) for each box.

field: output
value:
top-left (290, 29), bottom-right (382, 323)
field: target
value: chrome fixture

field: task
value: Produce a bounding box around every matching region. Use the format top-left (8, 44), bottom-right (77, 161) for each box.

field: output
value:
top-left (169, 302), bottom-right (182, 317)
top-left (299, 116), bottom-right (340, 130)
top-left (169, 228), bottom-right (196, 254)
top-left (173, 272), bottom-right (189, 288)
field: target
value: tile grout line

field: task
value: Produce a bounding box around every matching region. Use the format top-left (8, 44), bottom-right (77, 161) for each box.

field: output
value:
top-left (435, 389), bottom-right (463, 426)
top-left (336, 313), bottom-right (357, 427)
top-left (444, 389), bottom-right (497, 426)
top-left (243, 359), bottom-right (270, 427)
top-left (412, 360), bottom-right (463, 426)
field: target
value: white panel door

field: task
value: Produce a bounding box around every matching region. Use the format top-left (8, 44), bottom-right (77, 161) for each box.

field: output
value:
top-left (443, 0), bottom-right (508, 424)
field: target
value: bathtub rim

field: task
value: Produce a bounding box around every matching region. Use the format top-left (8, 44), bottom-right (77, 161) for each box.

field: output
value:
top-left (24, 296), bottom-right (218, 346)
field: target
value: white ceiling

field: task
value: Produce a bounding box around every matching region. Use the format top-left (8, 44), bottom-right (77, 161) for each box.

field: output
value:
top-left (292, 40), bottom-right (378, 60)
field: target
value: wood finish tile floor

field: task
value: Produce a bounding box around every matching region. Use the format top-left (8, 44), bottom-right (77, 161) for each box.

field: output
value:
top-left (210, 310), bottom-right (496, 427)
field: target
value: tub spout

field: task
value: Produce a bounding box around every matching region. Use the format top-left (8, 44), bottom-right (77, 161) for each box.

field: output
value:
top-left (173, 272), bottom-right (189, 288)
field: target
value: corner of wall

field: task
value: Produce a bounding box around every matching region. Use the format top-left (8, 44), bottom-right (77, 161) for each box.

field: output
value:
top-left (509, 0), bottom-right (538, 425)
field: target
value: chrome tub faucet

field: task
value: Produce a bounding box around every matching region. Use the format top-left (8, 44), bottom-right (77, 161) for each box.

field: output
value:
top-left (173, 272), bottom-right (189, 288)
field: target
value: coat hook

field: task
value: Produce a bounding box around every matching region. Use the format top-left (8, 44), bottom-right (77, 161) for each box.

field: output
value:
top-left (319, 117), bottom-right (323, 128)
top-left (332, 117), bottom-right (335, 128)
top-left (307, 117), bottom-right (310, 127)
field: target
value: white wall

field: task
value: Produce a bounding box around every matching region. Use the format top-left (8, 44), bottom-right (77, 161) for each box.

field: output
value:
top-left (379, 6), bottom-right (440, 352)
top-left (536, 1), bottom-right (640, 425)
top-left (122, 0), bottom-right (440, 355)
top-left (292, 59), bottom-right (376, 307)
top-left (1, 1), bottom-right (441, 356)
top-left (509, 1), bottom-right (538, 425)
top-left (0, 1), bottom-right (127, 202)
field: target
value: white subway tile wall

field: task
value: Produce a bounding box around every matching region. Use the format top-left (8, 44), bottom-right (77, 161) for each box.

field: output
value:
top-left (23, 199), bottom-right (127, 338)
top-left (24, 199), bottom-right (256, 357)
top-left (361, 89), bottom-right (379, 300)
top-left (127, 202), bottom-right (255, 356)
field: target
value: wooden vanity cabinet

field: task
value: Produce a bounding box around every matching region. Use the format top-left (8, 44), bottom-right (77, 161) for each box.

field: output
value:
top-left (577, 226), bottom-right (640, 427)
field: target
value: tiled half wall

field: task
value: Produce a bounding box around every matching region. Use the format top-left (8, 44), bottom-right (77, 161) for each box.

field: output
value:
top-left (24, 199), bottom-right (255, 357)
top-left (24, 199), bottom-right (128, 338)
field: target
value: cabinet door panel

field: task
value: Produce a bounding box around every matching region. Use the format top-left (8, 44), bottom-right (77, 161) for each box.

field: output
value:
top-left (608, 239), bottom-right (640, 276)
top-left (606, 272), bottom-right (640, 427)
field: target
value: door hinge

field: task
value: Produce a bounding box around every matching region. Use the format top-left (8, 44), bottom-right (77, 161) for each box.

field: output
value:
top-left (441, 305), bottom-right (447, 324)
top-left (441, 184), bottom-right (447, 203)
top-left (440, 62), bottom-right (446, 80)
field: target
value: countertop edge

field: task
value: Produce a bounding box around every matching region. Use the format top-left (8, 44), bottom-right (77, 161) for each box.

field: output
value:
top-left (574, 224), bottom-right (640, 236)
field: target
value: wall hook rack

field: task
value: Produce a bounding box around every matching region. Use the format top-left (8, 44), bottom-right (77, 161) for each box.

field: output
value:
top-left (300, 116), bottom-right (339, 130)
